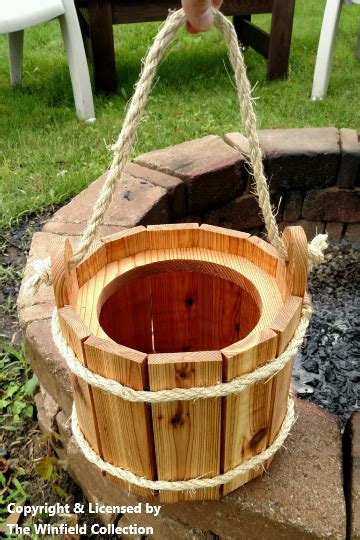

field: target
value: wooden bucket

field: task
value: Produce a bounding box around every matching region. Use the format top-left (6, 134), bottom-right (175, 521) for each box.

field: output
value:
top-left (51, 222), bottom-right (308, 502)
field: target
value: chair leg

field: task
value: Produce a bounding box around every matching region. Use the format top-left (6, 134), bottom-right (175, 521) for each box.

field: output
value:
top-left (8, 31), bottom-right (24, 86)
top-left (311, 0), bottom-right (342, 100)
top-left (59, 0), bottom-right (95, 121)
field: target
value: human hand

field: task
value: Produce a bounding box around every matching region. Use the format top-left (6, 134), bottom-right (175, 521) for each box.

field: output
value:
top-left (182, 0), bottom-right (224, 34)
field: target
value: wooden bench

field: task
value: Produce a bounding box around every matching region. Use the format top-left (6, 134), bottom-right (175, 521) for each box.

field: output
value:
top-left (75, 0), bottom-right (296, 93)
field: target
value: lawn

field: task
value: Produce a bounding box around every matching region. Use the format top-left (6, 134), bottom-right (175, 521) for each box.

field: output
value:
top-left (0, 0), bottom-right (359, 228)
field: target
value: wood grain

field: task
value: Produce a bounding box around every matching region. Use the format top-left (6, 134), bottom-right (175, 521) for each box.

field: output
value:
top-left (148, 351), bottom-right (222, 502)
top-left (58, 306), bottom-right (101, 454)
top-left (83, 336), bottom-right (156, 498)
top-left (222, 328), bottom-right (278, 494)
top-left (51, 237), bottom-right (78, 308)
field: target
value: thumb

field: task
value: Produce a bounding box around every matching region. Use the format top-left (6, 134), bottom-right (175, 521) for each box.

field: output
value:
top-left (182, 0), bottom-right (214, 32)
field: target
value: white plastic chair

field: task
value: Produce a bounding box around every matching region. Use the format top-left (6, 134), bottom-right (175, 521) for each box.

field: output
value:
top-left (0, 0), bottom-right (95, 121)
top-left (312, 0), bottom-right (360, 100)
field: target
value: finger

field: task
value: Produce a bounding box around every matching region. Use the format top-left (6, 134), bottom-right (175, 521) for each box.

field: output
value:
top-left (182, 0), bottom-right (214, 32)
top-left (212, 0), bottom-right (223, 8)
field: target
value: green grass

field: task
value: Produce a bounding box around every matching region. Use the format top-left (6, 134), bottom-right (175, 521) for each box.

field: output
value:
top-left (0, 0), bottom-right (359, 227)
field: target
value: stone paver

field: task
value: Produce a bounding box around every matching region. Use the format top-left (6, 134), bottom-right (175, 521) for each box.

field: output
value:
top-left (47, 399), bottom-right (346, 539)
top-left (135, 135), bottom-right (245, 213)
top-left (345, 412), bottom-right (360, 540)
top-left (125, 162), bottom-right (187, 220)
top-left (338, 129), bottom-right (360, 189)
top-left (47, 172), bottom-right (169, 229)
top-left (25, 317), bottom-right (72, 417)
top-left (303, 188), bottom-right (360, 222)
top-left (226, 128), bottom-right (340, 190)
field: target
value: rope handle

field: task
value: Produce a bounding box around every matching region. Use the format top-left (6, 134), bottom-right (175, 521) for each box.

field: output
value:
top-left (70, 8), bottom-right (288, 267)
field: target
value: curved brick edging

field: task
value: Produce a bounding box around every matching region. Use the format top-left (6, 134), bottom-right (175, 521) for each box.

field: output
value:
top-left (18, 127), bottom-right (360, 539)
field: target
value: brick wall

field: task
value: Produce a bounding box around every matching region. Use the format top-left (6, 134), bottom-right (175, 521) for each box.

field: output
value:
top-left (134, 128), bottom-right (360, 244)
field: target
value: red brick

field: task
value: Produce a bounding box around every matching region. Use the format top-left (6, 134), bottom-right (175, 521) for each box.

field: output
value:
top-left (25, 318), bottom-right (72, 417)
top-left (17, 232), bottom-right (59, 310)
top-left (325, 222), bottom-right (344, 243)
top-left (18, 303), bottom-right (54, 331)
top-left (338, 128), bottom-right (360, 188)
top-left (345, 224), bottom-right (360, 244)
top-left (42, 221), bottom-right (126, 237)
top-left (246, 128), bottom-right (340, 190)
top-left (292, 220), bottom-right (325, 241)
top-left (48, 172), bottom-right (169, 229)
top-left (303, 188), bottom-right (360, 222)
top-left (345, 412), bottom-right (360, 540)
top-left (135, 135), bottom-right (245, 213)
top-left (125, 162), bottom-right (186, 220)
top-left (283, 190), bottom-right (304, 222)
top-left (34, 388), bottom-right (59, 434)
top-left (217, 192), bottom-right (284, 231)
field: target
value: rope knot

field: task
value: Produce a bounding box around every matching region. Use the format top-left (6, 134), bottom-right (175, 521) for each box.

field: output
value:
top-left (308, 233), bottom-right (328, 271)
top-left (24, 257), bottom-right (52, 294)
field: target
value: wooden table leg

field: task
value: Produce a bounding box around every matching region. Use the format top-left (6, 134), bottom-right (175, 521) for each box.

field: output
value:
top-left (88, 0), bottom-right (117, 93)
top-left (267, 0), bottom-right (296, 79)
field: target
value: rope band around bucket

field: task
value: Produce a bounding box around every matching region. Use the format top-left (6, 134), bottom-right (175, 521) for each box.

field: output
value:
top-left (70, 395), bottom-right (295, 491)
top-left (52, 299), bottom-right (313, 403)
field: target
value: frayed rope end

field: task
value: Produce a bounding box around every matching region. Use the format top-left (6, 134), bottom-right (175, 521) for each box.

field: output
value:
top-left (24, 257), bottom-right (52, 294)
top-left (308, 233), bottom-right (328, 272)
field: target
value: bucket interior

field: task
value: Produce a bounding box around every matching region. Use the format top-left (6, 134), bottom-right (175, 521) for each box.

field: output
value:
top-left (98, 266), bottom-right (261, 354)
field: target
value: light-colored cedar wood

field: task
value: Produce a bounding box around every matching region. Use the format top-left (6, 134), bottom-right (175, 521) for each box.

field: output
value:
top-left (76, 239), bottom-right (107, 288)
top-left (101, 226), bottom-right (149, 263)
top-left (99, 275), bottom-right (153, 353)
top-left (198, 224), bottom-right (250, 256)
top-left (282, 226), bottom-right (308, 298)
top-left (75, 247), bottom-right (283, 343)
top-left (147, 223), bottom-right (200, 250)
top-left (83, 335), bottom-right (156, 499)
top-left (57, 306), bottom-right (102, 454)
top-left (244, 235), bottom-right (280, 277)
top-left (51, 237), bottom-right (79, 308)
top-left (148, 350), bottom-right (222, 502)
top-left (266, 294), bottom-right (303, 456)
top-left (221, 328), bottom-right (278, 494)
top-left (149, 270), bottom-right (259, 353)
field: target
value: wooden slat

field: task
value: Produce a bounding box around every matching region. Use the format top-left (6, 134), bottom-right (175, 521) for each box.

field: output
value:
top-left (244, 235), bottom-right (280, 277)
top-left (76, 239), bottom-right (107, 288)
top-left (282, 226), bottom-right (308, 298)
top-left (199, 224), bottom-right (250, 256)
top-left (267, 0), bottom-right (296, 79)
top-left (99, 274), bottom-right (153, 352)
top-left (110, 0), bottom-right (272, 24)
top-left (267, 295), bottom-right (303, 453)
top-left (147, 223), bottom-right (200, 250)
top-left (150, 271), bottom-right (247, 353)
top-left (221, 328), bottom-right (278, 494)
top-left (233, 18), bottom-right (270, 57)
top-left (58, 306), bottom-right (102, 454)
top-left (83, 336), bottom-right (156, 498)
top-left (148, 351), bottom-right (222, 502)
top-left (101, 226), bottom-right (149, 263)
top-left (51, 238), bottom-right (79, 308)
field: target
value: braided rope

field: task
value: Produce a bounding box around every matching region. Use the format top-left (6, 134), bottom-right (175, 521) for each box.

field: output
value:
top-left (52, 299), bottom-right (312, 403)
top-left (71, 394), bottom-right (295, 491)
top-left (70, 8), bottom-right (287, 267)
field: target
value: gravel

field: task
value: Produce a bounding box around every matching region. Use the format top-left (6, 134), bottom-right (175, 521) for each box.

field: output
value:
top-left (293, 243), bottom-right (360, 428)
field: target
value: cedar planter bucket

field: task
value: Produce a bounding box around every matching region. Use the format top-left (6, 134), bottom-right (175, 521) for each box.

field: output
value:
top-left (51, 222), bottom-right (308, 502)
top-left (31, 8), bottom-right (326, 504)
